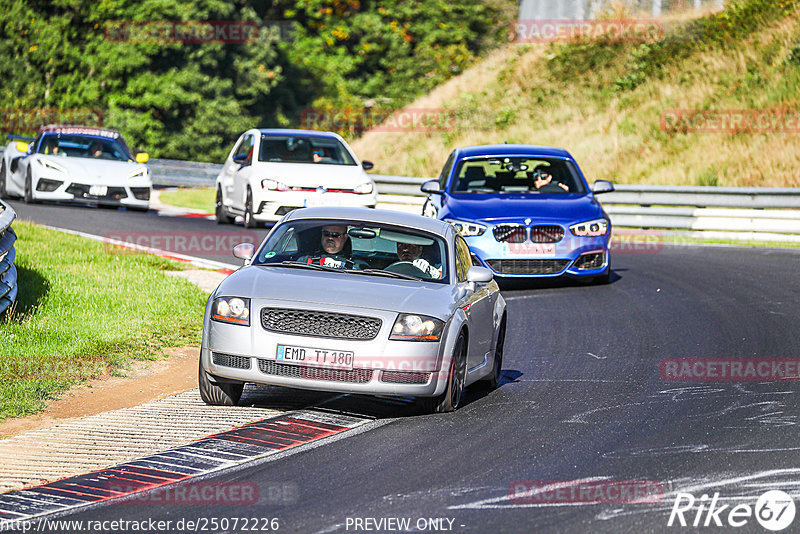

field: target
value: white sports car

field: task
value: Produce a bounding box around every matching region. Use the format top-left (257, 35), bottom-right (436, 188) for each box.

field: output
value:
top-left (215, 129), bottom-right (378, 227)
top-left (0, 125), bottom-right (152, 210)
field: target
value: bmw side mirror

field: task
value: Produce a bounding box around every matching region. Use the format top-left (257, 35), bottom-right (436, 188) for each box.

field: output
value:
top-left (233, 242), bottom-right (255, 263)
top-left (466, 266), bottom-right (493, 284)
top-left (592, 180), bottom-right (615, 194)
top-left (421, 180), bottom-right (443, 195)
top-left (361, 160), bottom-right (374, 171)
top-left (232, 154), bottom-right (248, 165)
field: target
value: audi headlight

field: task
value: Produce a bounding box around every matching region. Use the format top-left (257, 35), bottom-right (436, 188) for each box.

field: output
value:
top-left (354, 182), bottom-right (374, 194)
top-left (390, 314), bottom-right (445, 342)
top-left (39, 158), bottom-right (66, 173)
top-left (211, 297), bottom-right (250, 326)
top-left (570, 218), bottom-right (609, 237)
top-left (444, 218), bottom-right (487, 237)
top-left (262, 178), bottom-right (290, 191)
top-left (128, 167), bottom-right (148, 179)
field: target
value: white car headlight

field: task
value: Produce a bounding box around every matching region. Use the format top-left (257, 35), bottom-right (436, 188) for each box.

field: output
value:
top-left (354, 182), bottom-right (374, 194)
top-left (390, 314), bottom-right (445, 342)
top-left (443, 218), bottom-right (487, 237)
top-left (262, 178), bottom-right (290, 191)
top-left (211, 297), bottom-right (250, 326)
top-left (570, 218), bottom-right (609, 237)
top-left (128, 167), bottom-right (148, 179)
top-left (38, 158), bottom-right (66, 173)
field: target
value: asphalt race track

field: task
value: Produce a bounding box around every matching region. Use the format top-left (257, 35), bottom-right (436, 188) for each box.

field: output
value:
top-left (8, 200), bottom-right (800, 533)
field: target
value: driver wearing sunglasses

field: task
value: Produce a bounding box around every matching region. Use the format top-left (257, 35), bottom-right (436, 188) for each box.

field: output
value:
top-left (298, 224), bottom-right (367, 270)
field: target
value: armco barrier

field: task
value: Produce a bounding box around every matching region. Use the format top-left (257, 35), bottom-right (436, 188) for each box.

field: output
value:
top-left (148, 160), bottom-right (800, 241)
top-left (0, 200), bottom-right (18, 315)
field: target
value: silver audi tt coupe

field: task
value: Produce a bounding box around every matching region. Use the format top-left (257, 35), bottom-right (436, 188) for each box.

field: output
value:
top-left (199, 207), bottom-right (507, 413)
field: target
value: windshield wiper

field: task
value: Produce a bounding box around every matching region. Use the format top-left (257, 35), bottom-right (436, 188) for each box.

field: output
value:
top-left (355, 269), bottom-right (420, 281)
top-left (260, 261), bottom-right (348, 274)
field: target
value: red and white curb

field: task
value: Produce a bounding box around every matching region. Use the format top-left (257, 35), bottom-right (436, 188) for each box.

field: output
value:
top-left (0, 410), bottom-right (368, 525)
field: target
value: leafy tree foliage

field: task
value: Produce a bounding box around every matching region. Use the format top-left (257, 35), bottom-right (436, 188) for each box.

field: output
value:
top-left (0, 0), bottom-right (513, 161)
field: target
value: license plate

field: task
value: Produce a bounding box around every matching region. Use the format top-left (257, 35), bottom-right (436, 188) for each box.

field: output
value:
top-left (501, 243), bottom-right (556, 257)
top-left (276, 344), bottom-right (354, 370)
top-left (305, 195), bottom-right (346, 207)
top-left (89, 185), bottom-right (108, 196)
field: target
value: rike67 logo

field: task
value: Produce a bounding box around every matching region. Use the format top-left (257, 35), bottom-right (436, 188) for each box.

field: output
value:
top-left (668, 490), bottom-right (795, 531)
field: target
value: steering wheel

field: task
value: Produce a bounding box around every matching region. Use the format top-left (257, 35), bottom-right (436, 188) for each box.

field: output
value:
top-left (537, 182), bottom-right (567, 193)
top-left (384, 261), bottom-right (431, 278)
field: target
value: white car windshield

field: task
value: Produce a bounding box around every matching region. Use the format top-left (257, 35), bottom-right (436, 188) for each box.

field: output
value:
top-left (37, 134), bottom-right (133, 162)
top-left (452, 156), bottom-right (587, 194)
top-left (253, 220), bottom-right (449, 282)
top-left (258, 135), bottom-right (356, 165)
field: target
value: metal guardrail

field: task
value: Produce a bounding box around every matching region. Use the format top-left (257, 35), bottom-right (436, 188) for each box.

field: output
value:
top-left (0, 200), bottom-right (18, 315)
top-left (148, 160), bottom-right (800, 240)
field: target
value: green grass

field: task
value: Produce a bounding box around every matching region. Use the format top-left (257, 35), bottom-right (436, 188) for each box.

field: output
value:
top-left (0, 222), bottom-right (208, 420)
top-left (159, 187), bottom-right (215, 213)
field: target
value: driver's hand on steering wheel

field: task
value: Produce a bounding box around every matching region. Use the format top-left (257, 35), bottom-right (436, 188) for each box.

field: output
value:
top-left (413, 258), bottom-right (442, 278)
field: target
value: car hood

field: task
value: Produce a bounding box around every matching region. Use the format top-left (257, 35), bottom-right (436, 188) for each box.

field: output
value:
top-left (252, 162), bottom-right (372, 188)
top-left (216, 265), bottom-right (458, 320)
top-left (35, 154), bottom-right (145, 179)
top-left (445, 193), bottom-right (605, 223)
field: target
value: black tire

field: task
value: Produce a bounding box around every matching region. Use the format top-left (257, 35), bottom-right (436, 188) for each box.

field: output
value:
top-left (243, 188), bottom-right (257, 228)
top-left (215, 187), bottom-right (233, 224)
top-left (419, 332), bottom-right (466, 414)
top-left (0, 160), bottom-right (7, 199)
top-left (480, 316), bottom-right (505, 390)
top-left (23, 168), bottom-right (35, 204)
top-left (198, 359), bottom-right (244, 406)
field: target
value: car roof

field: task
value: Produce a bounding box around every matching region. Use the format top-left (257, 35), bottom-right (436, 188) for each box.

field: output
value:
top-left (257, 128), bottom-right (343, 139)
top-left (282, 207), bottom-right (453, 237)
top-left (456, 144), bottom-right (573, 159)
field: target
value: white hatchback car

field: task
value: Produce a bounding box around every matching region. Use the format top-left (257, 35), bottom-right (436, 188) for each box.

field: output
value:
top-left (215, 129), bottom-right (378, 227)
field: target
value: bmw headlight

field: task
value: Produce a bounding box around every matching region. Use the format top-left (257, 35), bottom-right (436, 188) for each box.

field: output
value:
top-left (128, 167), bottom-right (148, 179)
top-left (570, 218), bottom-right (609, 237)
top-left (261, 178), bottom-right (290, 191)
top-left (354, 182), bottom-right (374, 194)
top-left (390, 314), bottom-right (445, 342)
top-left (39, 158), bottom-right (66, 173)
top-left (444, 218), bottom-right (487, 237)
top-left (211, 297), bottom-right (250, 326)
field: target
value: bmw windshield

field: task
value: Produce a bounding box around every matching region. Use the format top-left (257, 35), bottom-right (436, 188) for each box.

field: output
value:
top-left (451, 156), bottom-right (587, 194)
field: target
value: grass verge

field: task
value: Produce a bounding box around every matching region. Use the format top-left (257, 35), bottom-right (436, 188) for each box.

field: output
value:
top-left (0, 222), bottom-right (208, 420)
top-left (158, 187), bottom-right (215, 213)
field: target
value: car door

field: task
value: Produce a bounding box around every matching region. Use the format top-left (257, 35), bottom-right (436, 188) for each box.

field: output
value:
top-left (455, 235), bottom-right (494, 373)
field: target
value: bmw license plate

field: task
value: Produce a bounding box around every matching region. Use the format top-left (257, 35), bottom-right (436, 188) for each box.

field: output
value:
top-left (276, 344), bottom-right (354, 370)
top-left (89, 185), bottom-right (108, 196)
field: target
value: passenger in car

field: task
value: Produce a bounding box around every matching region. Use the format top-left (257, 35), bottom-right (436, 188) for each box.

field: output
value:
top-left (396, 242), bottom-right (443, 278)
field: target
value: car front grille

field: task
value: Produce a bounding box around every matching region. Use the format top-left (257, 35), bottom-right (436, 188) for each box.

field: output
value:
top-left (212, 352), bottom-right (251, 370)
top-left (260, 308), bottom-right (382, 340)
top-left (530, 225), bottom-right (564, 243)
top-left (493, 225), bottom-right (526, 243)
top-left (258, 359), bottom-right (373, 383)
top-left (574, 252), bottom-right (605, 270)
top-left (380, 371), bottom-right (431, 384)
top-left (487, 259), bottom-right (570, 275)
top-left (66, 184), bottom-right (127, 201)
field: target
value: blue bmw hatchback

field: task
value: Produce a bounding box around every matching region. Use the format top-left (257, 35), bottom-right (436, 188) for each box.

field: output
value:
top-left (421, 144), bottom-right (614, 283)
